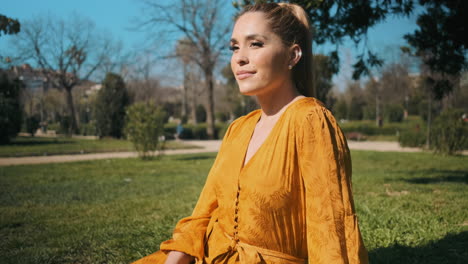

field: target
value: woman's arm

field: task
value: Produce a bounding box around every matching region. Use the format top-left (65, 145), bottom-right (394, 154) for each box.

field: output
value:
top-left (299, 106), bottom-right (368, 264)
top-left (164, 251), bottom-right (195, 264)
top-left (157, 120), bottom-right (239, 262)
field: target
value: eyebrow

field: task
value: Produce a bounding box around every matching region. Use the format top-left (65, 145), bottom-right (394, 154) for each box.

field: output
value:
top-left (230, 34), bottom-right (269, 44)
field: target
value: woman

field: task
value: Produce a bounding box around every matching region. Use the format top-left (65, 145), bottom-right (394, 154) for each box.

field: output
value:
top-left (134, 3), bottom-right (368, 264)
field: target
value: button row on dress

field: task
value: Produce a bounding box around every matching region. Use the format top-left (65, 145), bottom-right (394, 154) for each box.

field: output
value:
top-left (232, 183), bottom-right (241, 246)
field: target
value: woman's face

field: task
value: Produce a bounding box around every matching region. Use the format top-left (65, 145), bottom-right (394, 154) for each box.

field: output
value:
top-left (230, 12), bottom-right (291, 96)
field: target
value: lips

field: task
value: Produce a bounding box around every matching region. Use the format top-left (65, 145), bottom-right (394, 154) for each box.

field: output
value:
top-left (236, 70), bottom-right (256, 80)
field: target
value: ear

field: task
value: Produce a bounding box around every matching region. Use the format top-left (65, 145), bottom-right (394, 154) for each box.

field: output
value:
top-left (289, 44), bottom-right (302, 68)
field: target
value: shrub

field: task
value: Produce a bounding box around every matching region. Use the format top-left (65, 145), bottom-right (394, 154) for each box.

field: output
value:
top-left (80, 121), bottom-right (97, 136)
top-left (385, 104), bottom-right (404, 122)
top-left (25, 115), bottom-right (40, 136)
top-left (362, 105), bottom-right (376, 120)
top-left (95, 73), bottom-right (130, 138)
top-left (173, 122), bottom-right (228, 140)
top-left (418, 100), bottom-right (439, 122)
top-left (193, 123), bottom-right (208, 139)
top-left (0, 73), bottom-right (23, 144)
top-left (431, 109), bottom-right (467, 155)
top-left (398, 130), bottom-right (426, 148)
top-left (59, 115), bottom-right (72, 135)
top-left (348, 97), bottom-right (364, 120)
top-left (216, 112), bottom-right (229, 122)
top-left (179, 124), bottom-right (194, 139)
top-left (163, 123), bottom-right (177, 140)
top-left (124, 102), bottom-right (166, 159)
top-left (340, 122), bottom-right (400, 136)
top-left (332, 100), bottom-right (348, 120)
top-left (196, 104), bottom-right (207, 123)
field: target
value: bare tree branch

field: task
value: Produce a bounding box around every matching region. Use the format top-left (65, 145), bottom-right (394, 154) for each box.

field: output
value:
top-left (7, 13), bottom-right (120, 133)
top-left (134, 0), bottom-right (231, 138)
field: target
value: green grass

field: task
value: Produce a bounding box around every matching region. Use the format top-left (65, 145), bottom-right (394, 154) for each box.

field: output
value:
top-left (0, 151), bottom-right (467, 263)
top-left (0, 136), bottom-right (199, 157)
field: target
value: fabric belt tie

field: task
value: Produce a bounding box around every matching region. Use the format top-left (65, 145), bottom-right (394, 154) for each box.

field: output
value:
top-left (208, 232), bottom-right (306, 264)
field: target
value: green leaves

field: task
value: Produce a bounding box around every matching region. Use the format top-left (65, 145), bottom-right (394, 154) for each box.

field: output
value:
top-left (95, 73), bottom-right (129, 138)
top-left (124, 102), bottom-right (166, 159)
top-left (0, 14), bottom-right (20, 37)
top-left (431, 108), bottom-right (468, 155)
top-left (0, 73), bottom-right (23, 144)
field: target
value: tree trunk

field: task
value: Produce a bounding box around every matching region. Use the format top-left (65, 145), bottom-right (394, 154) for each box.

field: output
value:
top-left (190, 73), bottom-right (198, 125)
top-left (182, 64), bottom-right (188, 124)
top-left (426, 91), bottom-right (432, 149)
top-left (205, 69), bottom-right (215, 139)
top-left (376, 94), bottom-right (381, 127)
top-left (64, 87), bottom-right (78, 135)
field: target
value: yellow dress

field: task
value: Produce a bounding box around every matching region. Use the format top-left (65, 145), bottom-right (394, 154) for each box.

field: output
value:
top-left (133, 97), bottom-right (369, 264)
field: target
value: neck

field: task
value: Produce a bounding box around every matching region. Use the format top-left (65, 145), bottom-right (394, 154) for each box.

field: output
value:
top-left (256, 80), bottom-right (303, 118)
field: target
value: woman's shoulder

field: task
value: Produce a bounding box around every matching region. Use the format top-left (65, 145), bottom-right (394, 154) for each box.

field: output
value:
top-left (293, 97), bottom-right (346, 147)
top-left (291, 97), bottom-right (331, 122)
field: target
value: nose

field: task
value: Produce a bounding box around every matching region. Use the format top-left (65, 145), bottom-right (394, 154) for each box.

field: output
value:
top-left (233, 48), bottom-right (249, 66)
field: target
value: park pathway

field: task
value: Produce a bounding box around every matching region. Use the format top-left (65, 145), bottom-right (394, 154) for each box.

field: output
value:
top-left (0, 140), bottom-right (460, 166)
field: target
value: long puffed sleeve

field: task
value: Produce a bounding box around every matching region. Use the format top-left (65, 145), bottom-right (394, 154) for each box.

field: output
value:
top-left (133, 122), bottom-right (237, 264)
top-left (298, 106), bottom-right (368, 264)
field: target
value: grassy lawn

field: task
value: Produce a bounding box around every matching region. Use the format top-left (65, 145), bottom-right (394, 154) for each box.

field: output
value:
top-left (0, 136), bottom-right (199, 157)
top-left (0, 151), bottom-right (467, 263)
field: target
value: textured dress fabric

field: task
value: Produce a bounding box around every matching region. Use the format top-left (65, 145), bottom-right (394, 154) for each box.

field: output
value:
top-left (133, 97), bottom-right (369, 264)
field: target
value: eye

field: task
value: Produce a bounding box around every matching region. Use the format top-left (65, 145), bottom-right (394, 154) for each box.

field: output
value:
top-left (229, 45), bottom-right (239, 52)
top-left (250, 41), bottom-right (264, 48)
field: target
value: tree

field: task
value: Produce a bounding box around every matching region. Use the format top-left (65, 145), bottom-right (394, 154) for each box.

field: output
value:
top-left (0, 14), bottom-right (20, 63)
top-left (345, 82), bottom-right (365, 120)
top-left (235, 0), bottom-right (414, 80)
top-left (125, 52), bottom-right (162, 105)
top-left (0, 72), bottom-right (23, 144)
top-left (137, 0), bottom-right (231, 138)
top-left (95, 73), bottom-right (130, 138)
top-left (404, 0), bottom-right (467, 100)
top-left (7, 14), bottom-right (116, 134)
top-left (379, 63), bottom-right (411, 105)
top-left (332, 97), bottom-right (348, 121)
top-left (403, 0), bottom-right (467, 147)
top-left (175, 38), bottom-right (193, 124)
top-left (313, 54), bottom-right (336, 107)
top-left (0, 14), bottom-right (20, 37)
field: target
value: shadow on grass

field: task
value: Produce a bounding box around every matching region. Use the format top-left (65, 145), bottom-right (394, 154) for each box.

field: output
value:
top-left (369, 232), bottom-right (468, 264)
top-left (395, 170), bottom-right (468, 184)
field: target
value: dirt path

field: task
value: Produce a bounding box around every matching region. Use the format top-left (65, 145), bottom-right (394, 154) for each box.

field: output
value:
top-left (0, 140), bottom-right (464, 166)
top-left (0, 140), bottom-right (220, 166)
top-left (347, 141), bottom-right (421, 152)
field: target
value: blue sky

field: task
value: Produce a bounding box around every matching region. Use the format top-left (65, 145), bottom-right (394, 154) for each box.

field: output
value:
top-left (1, 0), bottom-right (421, 90)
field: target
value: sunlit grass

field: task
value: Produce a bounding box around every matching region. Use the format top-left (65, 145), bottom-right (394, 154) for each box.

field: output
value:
top-left (0, 151), bottom-right (466, 263)
top-left (0, 136), bottom-right (198, 157)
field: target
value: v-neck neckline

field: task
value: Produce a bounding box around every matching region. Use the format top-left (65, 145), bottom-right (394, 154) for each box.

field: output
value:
top-left (240, 97), bottom-right (307, 171)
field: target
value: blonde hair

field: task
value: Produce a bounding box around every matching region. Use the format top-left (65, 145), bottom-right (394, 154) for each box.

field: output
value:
top-left (237, 3), bottom-right (314, 97)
